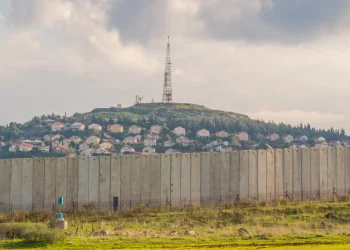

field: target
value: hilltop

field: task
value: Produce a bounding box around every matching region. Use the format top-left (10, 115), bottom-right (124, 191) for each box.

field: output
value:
top-left (71, 103), bottom-right (249, 123)
top-left (0, 102), bottom-right (349, 158)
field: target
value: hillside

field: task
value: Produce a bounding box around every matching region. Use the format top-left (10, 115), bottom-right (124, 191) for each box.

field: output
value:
top-left (0, 102), bottom-right (349, 158)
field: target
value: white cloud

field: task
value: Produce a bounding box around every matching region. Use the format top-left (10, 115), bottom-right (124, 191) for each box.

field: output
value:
top-left (1, 0), bottom-right (350, 134)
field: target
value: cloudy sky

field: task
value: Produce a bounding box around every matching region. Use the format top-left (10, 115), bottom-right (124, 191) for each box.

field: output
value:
top-left (1, 0), bottom-right (350, 131)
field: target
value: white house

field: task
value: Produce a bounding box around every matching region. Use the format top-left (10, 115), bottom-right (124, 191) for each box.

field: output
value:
top-left (43, 135), bottom-right (51, 142)
top-left (313, 136), bottom-right (326, 143)
top-left (99, 142), bottom-right (113, 149)
top-left (164, 140), bottom-right (174, 147)
top-left (176, 136), bottom-right (191, 146)
top-left (134, 135), bottom-right (142, 143)
top-left (81, 148), bottom-right (93, 156)
top-left (88, 123), bottom-right (102, 131)
top-left (121, 145), bottom-right (135, 154)
top-left (38, 145), bottom-right (50, 153)
top-left (295, 135), bottom-right (308, 142)
top-left (216, 131), bottom-right (228, 138)
top-left (128, 125), bottom-right (141, 134)
top-left (53, 145), bottom-right (71, 154)
top-left (144, 138), bottom-right (156, 147)
top-left (19, 143), bottom-right (33, 152)
top-left (315, 142), bottom-right (328, 148)
top-left (328, 140), bottom-right (341, 147)
top-left (142, 147), bottom-right (156, 153)
top-left (95, 148), bottom-right (111, 155)
top-left (282, 135), bottom-right (294, 144)
top-left (79, 142), bottom-right (89, 151)
top-left (123, 136), bottom-right (138, 144)
top-left (69, 136), bottom-right (82, 144)
top-left (70, 122), bottom-right (85, 131)
top-left (52, 134), bottom-right (64, 141)
top-left (150, 125), bottom-right (162, 135)
top-left (197, 129), bottom-right (210, 137)
top-left (86, 136), bottom-right (100, 145)
top-left (146, 134), bottom-right (159, 140)
top-left (51, 122), bottom-right (64, 132)
top-left (266, 133), bottom-right (280, 141)
top-left (173, 127), bottom-right (185, 136)
top-left (165, 148), bottom-right (178, 154)
top-left (9, 144), bottom-right (18, 152)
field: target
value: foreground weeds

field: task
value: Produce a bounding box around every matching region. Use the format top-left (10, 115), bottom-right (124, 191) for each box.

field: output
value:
top-left (1, 200), bottom-right (350, 249)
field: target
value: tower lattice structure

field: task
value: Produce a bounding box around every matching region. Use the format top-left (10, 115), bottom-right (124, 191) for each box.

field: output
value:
top-left (162, 36), bottom-right (172, 103)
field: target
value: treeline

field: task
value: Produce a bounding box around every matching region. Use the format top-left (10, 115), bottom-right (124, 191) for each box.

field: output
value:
top-left (0, 111), bottom-right (348, 143)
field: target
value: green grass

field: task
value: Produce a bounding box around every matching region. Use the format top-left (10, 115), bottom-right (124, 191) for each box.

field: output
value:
top-left (2, 201), bottom-right (350, 249)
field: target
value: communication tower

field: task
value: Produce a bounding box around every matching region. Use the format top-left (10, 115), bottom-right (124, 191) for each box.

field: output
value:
top-left (162, 36), bottom-right (173, 103)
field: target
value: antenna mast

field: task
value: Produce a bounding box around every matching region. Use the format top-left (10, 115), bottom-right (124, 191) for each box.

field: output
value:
top-left (162, 36), bottom-right (173, 103)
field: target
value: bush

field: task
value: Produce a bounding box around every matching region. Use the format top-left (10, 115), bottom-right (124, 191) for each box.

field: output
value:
top-left (0, 223), bottom-right (67, 243)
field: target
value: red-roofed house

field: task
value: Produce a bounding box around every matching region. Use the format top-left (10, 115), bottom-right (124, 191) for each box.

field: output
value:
top-left (237, 131), bottom-right (249, 141)
top-left (51, 122), bottom-right (64, 132)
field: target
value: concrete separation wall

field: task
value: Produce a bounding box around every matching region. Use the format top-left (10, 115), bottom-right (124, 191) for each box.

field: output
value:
top-left (22, 159), bottom-right (33, 211)
top-left (1, 147), bottom-right (349, 212)
top-left (33, 158), bottom-right (45, 210)
top-left (44, 158), bottom-right (56, 210)
top-left (10, 159), bottom-right (22, 210)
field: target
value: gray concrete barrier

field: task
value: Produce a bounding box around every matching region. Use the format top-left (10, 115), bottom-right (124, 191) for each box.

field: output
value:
top-left (0, 147), bottom-right (350, 212)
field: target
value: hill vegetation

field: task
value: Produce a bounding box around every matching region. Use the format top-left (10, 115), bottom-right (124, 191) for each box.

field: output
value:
top-left (0, 103), bottom-right (348, 155)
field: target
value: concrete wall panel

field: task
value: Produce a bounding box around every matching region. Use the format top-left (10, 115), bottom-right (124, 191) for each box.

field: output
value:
top-left (292, 149), bottom-right (302, 200)
top-left (99, 156), bottom-right (111, 210)
top-left (310, 148), bottom-right (320, 199)
top-left (283, 149), bottom-right (293, 196)
top-left (78, 157), bottom-right (89, 209)
top-left (327, 148), bottom-right (336, 200)
top-left (230, 151), bottom-right (240, 201)
top-left (239, 151), bottom-right (249, 200)
top-left (44, 158), bottom-right (56, 210)
top-left (88, 157), bottom-right (99, 206)
top-left (33, 158), bottom-right (45, 210)
top-left (130, 155), bottom-right (141, 208)
top-left (161, 154), bottom-right (171, 205)
top-left (120, 155), bottom-right (131, 209)
top-left (0, 160), bottom-right (10, 212)
top-left (170, 153), bottom-right (181, 206)
top-left (190, 153), bottom-right (201, 205)
top-left (150, 154), bottom-right (161, 207)
top-left (336, 146), bottom-right (345, 195)
top-left (180, 153), bottom-right (191, 205)
top-left (10, 159), bottom-right (22, 210)
top-left (344, 146), bottom-right (350, 195)
top-left (220, 152), bottom-right (230, 202)
top-left (140, 155), bottom-right (151, 206)
top-left (67, 157), bottom-right (78, 210)
top-left (320, 148), bottom-right (328, 199)
top-left (301, 148), bottom-right (311, 200)
top-left (55, 158), bottom-right (67, 209)
top-left (200, 152), bottom-right (211, 205)
top-left (275, 149), bottom-right (284, 198)
top-left (111, 156), bottom-right (121, 209)
top-left (210, 152), bottom-right (221, 205)
top-left (22, 159), bottom-right (33, 211)
top-left (257, 150), bottom-right (267, 201)
top-left (266, 149), bottom-right (275, 200)
top-left (248, 150), bottom-right (257, 200)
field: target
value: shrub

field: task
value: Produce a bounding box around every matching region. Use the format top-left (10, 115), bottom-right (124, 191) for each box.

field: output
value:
top-left (0, 223), bottom-right (67, 243)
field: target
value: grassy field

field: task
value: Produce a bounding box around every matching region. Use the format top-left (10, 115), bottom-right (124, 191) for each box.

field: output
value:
top-left (1, 200), bottom-right (350, 249)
